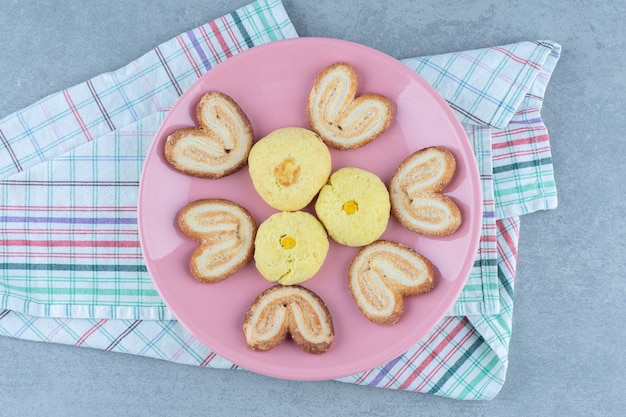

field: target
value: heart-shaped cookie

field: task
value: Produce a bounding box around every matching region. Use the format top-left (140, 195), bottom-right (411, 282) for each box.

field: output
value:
top-left (177, 199), bottom-right (257, 283)
top-left (165, 91), bottom-right (254, 178)
top-left (349, 240), bottom-right (435, 325)
top-left (307, 62), bottom-right (392, 150)
top-left (243, 285), bottom-right (334, 354)
top-left (389, 146), bottom-right (462, 236)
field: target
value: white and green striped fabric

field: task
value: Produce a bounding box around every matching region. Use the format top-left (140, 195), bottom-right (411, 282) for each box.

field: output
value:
top-left (0, 0), bottom-right (561, 400)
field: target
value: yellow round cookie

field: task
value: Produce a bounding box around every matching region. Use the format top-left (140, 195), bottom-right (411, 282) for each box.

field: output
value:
top-left (315, 167), bottom-right (390, 247)
top-left (254, 211), bottom-right (329, 285)
top-left (248, 127), bottom-right (332, 211)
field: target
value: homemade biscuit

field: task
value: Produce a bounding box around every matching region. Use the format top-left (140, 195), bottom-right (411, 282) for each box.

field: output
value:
top-left (177, 199), bottom-right (256, 283)
top-left (243, 284), bottom-right (334, 354)
top-left (315, 167), bottom-right (390, 247)
top-left (253, 211), bottom-right (329, 285)
top-left (165, 91), bottom-right (254, 178)
top-left (390, 146), bottom-right (462, 236)
top-left (307, 62), bottom-right (392, 149)
top-left (349, 240), bottom-right (435, 325)
top-left (248, 127), bottom-right (331, 211)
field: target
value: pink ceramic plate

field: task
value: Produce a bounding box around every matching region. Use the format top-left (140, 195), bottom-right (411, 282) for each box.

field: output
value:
top-left (138, 38), bottom-right (482, 381)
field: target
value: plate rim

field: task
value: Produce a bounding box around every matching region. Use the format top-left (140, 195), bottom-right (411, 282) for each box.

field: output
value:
top-left (137, 36), bottom-right (483, 381)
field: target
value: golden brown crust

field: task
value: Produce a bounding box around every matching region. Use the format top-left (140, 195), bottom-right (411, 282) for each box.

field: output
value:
top-left (307, 62), bottom-right (392, 150)
top-left (348, 240), bottom-right (436, 325)
top-left (195, 91), bottom-right (253, 138)
top-left (389, 146), bottom-right (462, 236)
top-left (243, 285), bottom-right (334, 354)
top-left (391, 192), bottom-right (462, 236)
top-left (393, 146), bottom-right (456, 192)
top-left (177, 199), bottom-right (256, 283)
top-left (164, 91), bottom-right (253, 179)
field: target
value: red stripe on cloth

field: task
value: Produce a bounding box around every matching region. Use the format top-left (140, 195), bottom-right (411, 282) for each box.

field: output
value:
top-left (480, 234), bottom-right (498, 243)
top-left (209, 21), bottom-right (232, 58)
top-left (382, 316), bottom-right (457, 388)
top-left (353, 365), bottom-right (376, 384)
top-left (492, 134), bottom-right (550, 149)
top-left (497, 243), bottom-right (516, 279)
top-left (62, 89), bottom-right (93, 142)
top-left (497, 219), bottom-right (518, 261)
top-left (176, 34), bottom-right (203, 78)
top-left (354, 316), bottom-right (463, 386)
top-left (1, 205), bottom-right (137, 212)
top-left (413, 318), bottom-right (476, 392)
top-left (75, 319), bottom-right (108, 346)
top-left (395, 317), bottom-right (470, 390)
top-left (492, 125), bottom-right (547, 139)
top-left (497, 220), bottom-right (519, 278)
top-left (197, 25), bottom-right (222, 63)
top-left (1, 239), bottom-right (140, 248)
top-left (492, 147), bottom-right (552, 162)
top-left (200, 351), bottom-right (217, 367)
top-left (515, 107), bottom-right (541, 116)
top-left (0, 251), bottom-right (144, 259)
top-left (220, 16), bottom-right (243, 53)
top-left (2, 228), bottom-right (138, 236)
top-left (492, 46), bottom-right (541, 70)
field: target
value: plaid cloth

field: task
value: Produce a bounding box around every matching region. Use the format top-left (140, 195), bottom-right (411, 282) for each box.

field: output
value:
top-left (0, 0), bottom-right (561, 400)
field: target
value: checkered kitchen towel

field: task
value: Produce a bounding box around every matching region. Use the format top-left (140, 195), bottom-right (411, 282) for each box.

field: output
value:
top-left (0, 0), bottom-right (560, 400)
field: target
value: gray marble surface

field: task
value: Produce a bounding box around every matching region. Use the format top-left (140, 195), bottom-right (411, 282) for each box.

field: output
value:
top-left (1, 1), bottom-right (625, 415)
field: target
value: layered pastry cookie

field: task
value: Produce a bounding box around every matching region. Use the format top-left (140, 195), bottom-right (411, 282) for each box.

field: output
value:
top-left (348, 240), bottom-right (435, 325)
top-left (307, 62), bottom-right (392, 150)
top-left (177, 199), bottom-right (256, 283)
top-left (165, 91), bottom-right (254, 178)
top-left (253, 211), bottom-right (329, 285)
top-left (315, 167), bottom-right (390, 247)
top-left (248, 127), bottom-right (331, 211)
top-left (243, 284), bottom-right (334, 354)
top-left (389, 146), bottom-right (462, 236)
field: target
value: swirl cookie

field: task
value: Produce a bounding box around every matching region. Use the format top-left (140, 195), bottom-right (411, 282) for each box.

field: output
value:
top-left (165, 91), bottom-right (254, 179)
top-left (243, 285), bottom-right (334, 354)
top-left (177, 199), bottom-right (256, 283)
top-left (254, 211), bottom-right (329, 285)
top-left (349, 240), bottom-right (435, 325)
top-left (307, 62), bottom-right (392, 150)
top-left (248, 127), bottom-right (331, 211)
top-left (390, 146), bottom-right (462, 236)
top-left (315, 167), bottom-right (390, 247)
